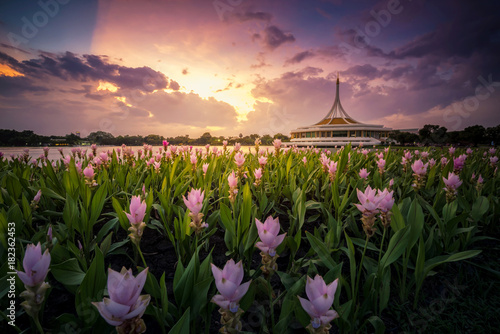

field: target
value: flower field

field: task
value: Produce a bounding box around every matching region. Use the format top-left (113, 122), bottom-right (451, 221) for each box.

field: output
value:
top-left (1, 142), bottom-right (499, 333)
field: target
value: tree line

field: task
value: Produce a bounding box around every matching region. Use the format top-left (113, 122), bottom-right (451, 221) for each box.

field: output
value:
top-left (0, 129), bottom-right (290, 147)
top-left (1, 124), bottom-right (498, 147)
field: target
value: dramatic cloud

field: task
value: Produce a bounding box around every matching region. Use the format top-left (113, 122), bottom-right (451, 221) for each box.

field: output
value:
top-left (253, 26), bottom-right (296, 51)
top-left (284, 51), bottom-right (316, 65)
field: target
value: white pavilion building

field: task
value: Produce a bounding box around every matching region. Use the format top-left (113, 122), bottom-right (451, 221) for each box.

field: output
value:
top-left (288, 75), bottom-right (392, 146)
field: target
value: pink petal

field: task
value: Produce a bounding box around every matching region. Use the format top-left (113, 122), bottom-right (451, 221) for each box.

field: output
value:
top-left (230, 280), bottom-right (251, 302)
top-left (92, 301), bottom-right (124, 326)
top-left (298, 297), bottom-right (318, 318)
top-left (122, 295), bottom-right (150, 320)
top-left (211, 295), bottom-right (230, 310)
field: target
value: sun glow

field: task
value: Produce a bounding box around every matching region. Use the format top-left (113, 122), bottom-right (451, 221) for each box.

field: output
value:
top-left (0, 64), bottom-right (24, 77)
top-left (97, 81), bottom-right (118, 92)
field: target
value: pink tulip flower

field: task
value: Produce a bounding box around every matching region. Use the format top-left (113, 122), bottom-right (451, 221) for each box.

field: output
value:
top-left (211, 260), bottom-right (251, 313)
top-left (359, 168), bottom-right (370, 180)
top-left (203, 163), bottom-right (209, 175)
top-left (354, 186), bottom-right (382, 213)
top-left (234, 143), bottom-right (241, 152)
top-left (126, 196), bottom-right (147, 225)
top-left (254, 168), bottom-right (262, 180)
top-left (16, 242), bottom-right (51, 287)
top-left (298, 275), bottom-right (339, 330)
top-left (449, 146), bottom-right (456, 155)
top-left (93, 267), bottom-right (150, 328)
top-left (33, 189), bottom-right (42, 203)
top-left (83, 165), bottom-right (94, 179)
top-left (377, 188), bottom-right (394, 213)
top-left (183, 188), bottom-right (204, 215)
top-left (234, 152), bottom-right (245, 168)
top-left (228, 171), bottom-right (238, 188)
top-left (443, 172), bottom-right (462, 191)
top-left (411, 159), bottom-right (428, 176)
top-left (255, 216), bottom-right (286, 257)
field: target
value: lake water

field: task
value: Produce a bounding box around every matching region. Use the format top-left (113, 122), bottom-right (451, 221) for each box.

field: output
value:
top-left (0, 145), bottom-right (277, 162)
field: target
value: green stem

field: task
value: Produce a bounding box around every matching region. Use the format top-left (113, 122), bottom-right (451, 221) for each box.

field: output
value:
top-left (354, 236), bottom-right (369, 304)
top-left (34, 314), bottom-right (44, 334)
top-left (378, 227), bottom-right (387, 264)
top-left (137, 244), bottom-right (147, 268)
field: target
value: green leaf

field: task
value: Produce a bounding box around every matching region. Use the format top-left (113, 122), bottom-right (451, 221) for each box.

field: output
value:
top-left (380, 226), bottom-right (410, 269)
top-left (305, 231), bottom-right (336, 270)
top-left (168, 307), bottom-right (190, 334)
top-left (51, 258), bottom-right (85, 286)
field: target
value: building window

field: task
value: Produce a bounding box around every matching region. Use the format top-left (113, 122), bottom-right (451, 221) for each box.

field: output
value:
top-left (332, 131), bottom-right (348, 137)
top-left (356, 131), bottom-right (361, 137)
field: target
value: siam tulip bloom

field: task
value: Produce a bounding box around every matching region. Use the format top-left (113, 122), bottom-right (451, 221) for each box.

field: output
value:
top-left (75, 161), bottom-right (82, 174)
top-left (429, 158), bottom-right (436, 168)
top-left (255, 216), bottom-right (285, 257)
top-left (359, 168), bottom-right (370, 180)
top-left (273, 138), bottom-right (282, 151)
top-left (258, 155), bottom-right (267, 167)
top-left (63, 155), bottom-right (72, 166)
top-left (153, 161), bottom-right (161, 173)
top-left (93, 267), bottom-right (150, 333)
top-left (360, 149), bottom-right (368, 157)
top-left (404, 151), bottom-right (412, 160)
top-left (389, 178), bottom-right (394, 188)
top-left (412, 160), bottom-right (429, 190)
top-left (228, 171), bottom-right (238, 203)
top-left (490, 156), bottom-right (498, 167)
top-left (443, 172), bottom-right (462, 202)
top-left (489, 148), bottom-right (496, 155)
top-left (33, 189), bottom-right (42, 204)
top-left (384, 147), bottom-right (389, 153)
top-left (47, 225), bottom-right (53, 243)
top-left (17, 243), bottom-right (51, 319)
top-left (440, 157), bottom-right (448, 168)
top-left (83, 165), bottom-right (96, 186)
top-left (376, 152), bottom-right (384, 160)
top-left (466, 148), bottom-right (473, 155)
top-left (254, 138), bottom-right (261, 153)
top-left (414, 150), bottom-right (420, 156)
top-left (411, 159), bottom-right (428, 175)
top-left (377, 188), bottom-right (394, 227)
top-left (298, 275), bottom-right (339, 333)
top-left (234, 142), bottom-right (241, 152)
top-left (302, 156), bottom-right (307, 165)
top-left (234, 152), bottom-right (245, 168)
top-left (126, 196), bottom-right (147, 225)
top-left (203, 163), bottom-right (209, 176)
top-left (127, 197), bottom-right (147, 246)
top-left (190, 154), bottom-right (197, 166)
top-left (17, 242), bottom-right (51, 288)
top-left (377, 158), bottom-right (386, 174)
top-left (43, 146), bottom-right (49, 158)
top-left (162, 140), bottom-right (169, 150)
top-left (354, 186), bottom-right (382, 237)
top-left (327, 160), bottom-right (337, 181)
top-left (211, 259), bottom-right (251, 313)
top-left (421, 151), bottom-right (429, 159)
top-left (454, 154), bottom-right (467, 171)
top-left (99, 151), bottom-right (109, 164)
top-left (57, 147), bottom-right (64, 157)
top-left (449, 146), bottom-right (456, 155)
top-left (253, 168), bottom-right (262, 186)
top-left (183, 188), bottom-right (207, 234)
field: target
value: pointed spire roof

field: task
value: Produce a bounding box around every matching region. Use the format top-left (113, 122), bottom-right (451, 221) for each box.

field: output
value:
top-left (315, 73), bottom-right (360, 125)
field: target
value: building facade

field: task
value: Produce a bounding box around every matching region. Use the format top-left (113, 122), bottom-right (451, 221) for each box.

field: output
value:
top-left (288, 75), bottom-right (392, 146)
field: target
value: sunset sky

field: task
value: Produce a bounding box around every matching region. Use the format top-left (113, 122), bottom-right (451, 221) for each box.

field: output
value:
top-left (1, 0), bottom-right (499, 138)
